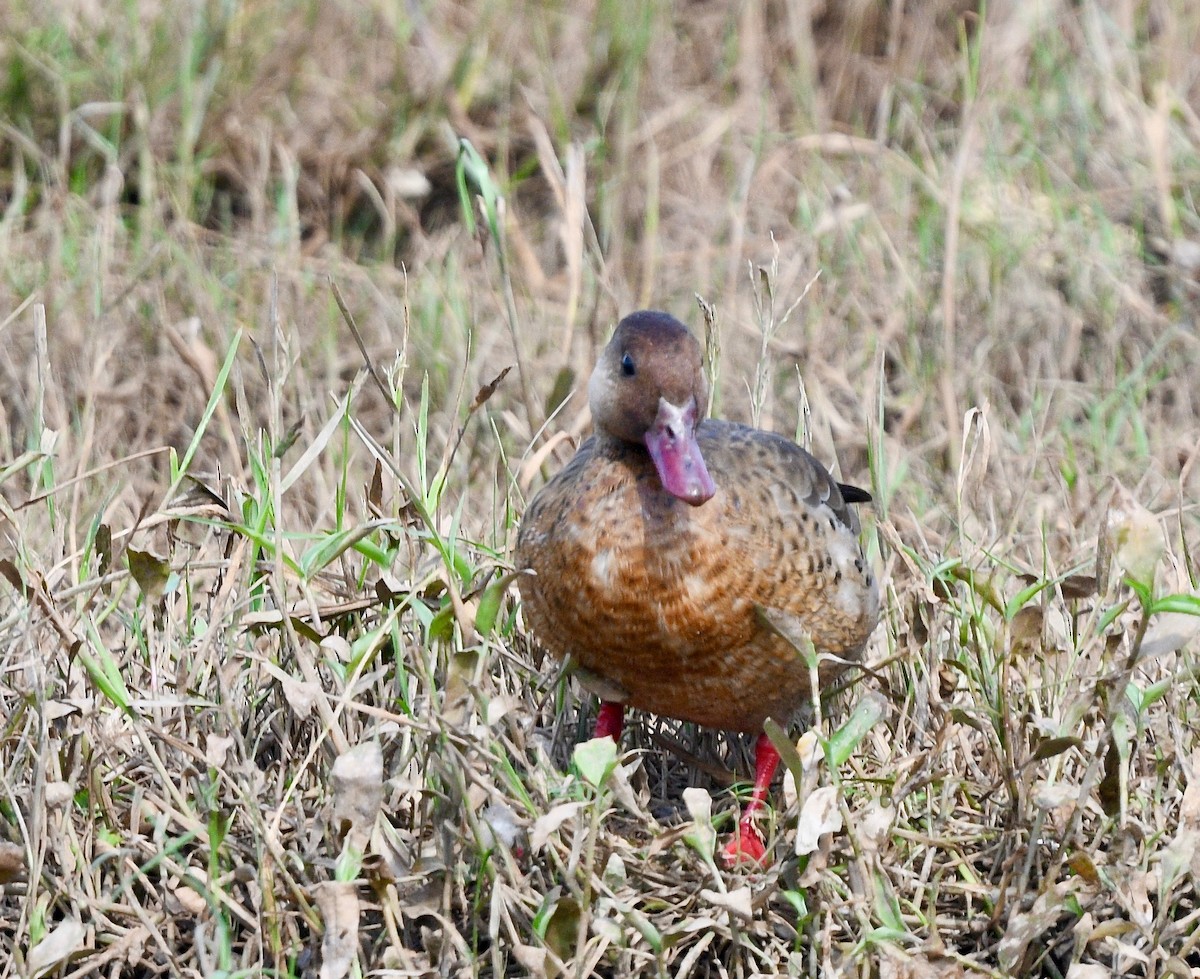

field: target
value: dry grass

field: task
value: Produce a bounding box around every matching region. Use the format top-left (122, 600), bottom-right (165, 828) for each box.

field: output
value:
top-left (3, 0), bottom-right (1200, 975)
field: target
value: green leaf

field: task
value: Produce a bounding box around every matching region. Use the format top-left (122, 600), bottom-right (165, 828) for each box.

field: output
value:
top-left (474, 569), bottom-right (523, 636)
top-left (1134, 677), bottom-right (1172, 714)
top-left (780, 888), bottom-right (811, 927)
top-left (624, 908), bottom-right (663, 954)
top-left (1004, 578), bottom-right (1051, 620)
top-left (826, 692), bottom-right (888, 768)
top-left (75, 640), bottom-right (131, 711)
top-left (573, 736), bottom-right (618, 788)
top-left (872, 870), bottom-right (905, 931)
top-left (764, 717), bottom-right (806, 786)
top-left (426, 600), bottom-right (454, 643)
top-left (1096, 600), bottom-right (1129, 634)
top-left (168, 331), bottom-right (241, 497)
top-left (1149, 592), bottom-right (1200, 616)
top-left (1125, 574), bottom-right (1153, 609)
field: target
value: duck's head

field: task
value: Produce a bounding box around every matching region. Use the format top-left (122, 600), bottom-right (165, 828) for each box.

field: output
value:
top-left (588, 311), bottom-right (716, 506)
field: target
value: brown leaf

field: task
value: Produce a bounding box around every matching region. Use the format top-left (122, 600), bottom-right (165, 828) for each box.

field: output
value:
top-left (470, 365), bottom-right (511, 412)
top-left (0, 558), bottom-right (28, 596)
top-left (127, 548), bottom-right (170, 602)
top-left (366, 459), bottom-right (384, 514)
top-left (1059, 574), bottom-right (1098, 600)
top-left (1009, 605), bottom-right (1044, 658)
top-left (1067, 851), bottom-right (1101, 886)
top-left (938, 663), bottom-right (958, 698)
top-left (95, 523), bottom-right (113, 577)
top-left (1016, 573), bottom-right (1097, 600)
top-left (512, 943), bottom-right (556, 979)
top-left (1098, 733), bottom-right (1122, 818)
top-left (0, 841), bottom-right (26, 885)
top-left (542, 895), bottom-right (582, 964)
top-left (1028, 736), bottom-right (1083, 764)
top-left (1140, 612), bottom-right (1200, 661)
top-left (997, 879), bottom-right (1081, 973)
top-left (240, 598), bottom-right (380, 636)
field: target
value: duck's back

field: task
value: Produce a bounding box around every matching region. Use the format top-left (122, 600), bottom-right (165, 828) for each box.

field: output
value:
top-left (516, 419), bottom-right (879, 732)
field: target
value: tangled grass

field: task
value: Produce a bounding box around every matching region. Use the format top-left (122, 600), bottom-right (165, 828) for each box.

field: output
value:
top-left (2, 0), bottom-right (1200, 975)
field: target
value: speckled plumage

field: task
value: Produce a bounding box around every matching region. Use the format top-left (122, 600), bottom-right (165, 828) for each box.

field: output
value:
top-left (516, 313), bottom-right (879, 734)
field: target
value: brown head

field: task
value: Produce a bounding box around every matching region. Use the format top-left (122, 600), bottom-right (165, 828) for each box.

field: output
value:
top-left (588, 311), bottom-right (716, 506)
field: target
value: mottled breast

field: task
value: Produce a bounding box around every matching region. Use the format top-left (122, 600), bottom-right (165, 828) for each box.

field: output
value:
top-left (516, 420), bottom-right (879, 732)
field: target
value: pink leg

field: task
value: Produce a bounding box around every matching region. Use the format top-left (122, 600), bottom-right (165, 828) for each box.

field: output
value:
top-left (720, 732), bottom-right (780, 867)
top-left (594, 702), bottom-right (625, 741)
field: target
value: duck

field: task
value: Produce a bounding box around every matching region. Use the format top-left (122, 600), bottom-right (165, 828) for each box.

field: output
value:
top-left (515, 310), bottom-right (880, 865)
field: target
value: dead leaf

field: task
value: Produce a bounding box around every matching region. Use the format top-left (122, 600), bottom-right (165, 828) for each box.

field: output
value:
top-left (1029, 736), bottom-right (1083, 764)
top-left (1115, 870), bottom-right (1154, 929)
top-left (321, 636), bottom-right (352, 663)
top-left (1104, 938), bottom-right (1150, 970)
top-left (858, 800), bottom-right (895, 853)
top-left (698, 886), bottom-right (753, 922)
top-left (781, 730), bottom-right (823, 809)
top-left (603, 853), bottom-right (626, 888)
top-left (513, 942), bottom-right (557, 979)
top-left (544, 367), bottom-right (576, 419)
top-left (1032, 780), bottom-right (1076, 811)
top-left (331, 741), bottom-right (383, 844)
top-left (1098, 730), bottom-right (1123, 818)
top-left (205, 735), bottom-right (234, 768)
top-left (1181, 749), bottom-right (1200, 829)
top-left (531, 803), bottom-right (585, 852)
top-left (1009, 604), bottom-right (1043, 657)
top-left (794, 785), bottom-right (842, 856)
top-left (542, 895), bottom-right (582, 963)
top-left (366, 460), bottom-right (384, 514)
top-left (27, 917), bottom-right (85, 977)
top-left (1065, 965), bottom-right (1111, 979)
top-left (95, 524), bottom-right (113, 578)
top-left (316, 881), bottom-right (360, 979)
top-left (172, 877), bottom-right (208, 915)
top-left (479, 802), bottom-right (526, 856)
top-left (1106, 483), bottom-right (1164, 585)
top-left (1139, 612), bottom-right (1200, 660)
top-left (1016, 573), bottom-right (1097, 600)
top-left (43, 781), bottom-right (74, 808)
top-left (286, 676), bottom-right (322, 716)
top-left (998, 879), bottom-right (1080, 973)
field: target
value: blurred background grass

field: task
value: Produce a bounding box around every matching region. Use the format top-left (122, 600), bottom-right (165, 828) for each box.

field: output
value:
top-left (2, 0), bottom-right (1200, 975)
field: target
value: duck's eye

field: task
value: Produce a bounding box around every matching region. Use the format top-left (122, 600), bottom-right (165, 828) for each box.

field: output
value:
top-left (620, 352), bottom-right (636, 377)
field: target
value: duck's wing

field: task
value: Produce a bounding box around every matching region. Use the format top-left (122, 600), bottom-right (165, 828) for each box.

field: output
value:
top-left (698, 419), bottom-right (867, 534)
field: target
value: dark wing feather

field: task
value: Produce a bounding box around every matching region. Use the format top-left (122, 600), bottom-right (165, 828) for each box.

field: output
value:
top-left (837, 482), bottom-right (872, 505)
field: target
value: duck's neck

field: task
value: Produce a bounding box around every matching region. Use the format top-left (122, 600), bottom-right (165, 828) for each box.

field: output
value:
top-left (592, 431), bottom-right (647, 459)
